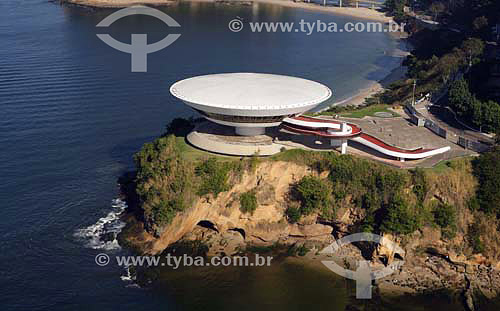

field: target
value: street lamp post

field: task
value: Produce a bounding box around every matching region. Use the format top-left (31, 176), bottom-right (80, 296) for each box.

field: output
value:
top-left (412, 79), bottom-right (417, 106)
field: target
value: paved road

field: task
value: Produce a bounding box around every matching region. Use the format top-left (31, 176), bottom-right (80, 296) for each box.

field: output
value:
top-left (415, 101), bottom-right (494, 145)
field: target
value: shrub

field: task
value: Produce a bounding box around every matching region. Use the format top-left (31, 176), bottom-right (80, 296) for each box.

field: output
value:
top-left (195, 158), bottom-right (231, 197)
top-left (164, 117), bottom-right (194, 136)
top-left (328, 155), bottom-right (407, 209)
top-left (295, 176), bottom-right (331, 215)
top-left (361, 214), bottom-right (376, 233)
top-left (472, 149), bottom-right (500, 217)
top-left (285, 207), bottom-right (301, 223)
top-left (433, 203), bottom-right (456, 228)
top-left (411, 168), bottom-right (428, 204)
top-left (466, 196), bottom-right (480, 211)
top-left (288, 244), bottom-right (310, 257)
top-left (467, 221), bottom-right (485, 254)
top-left (380, 196), bottom-right (419, 235)
top-left (152, 199), bottom-right (186, 225)
top-left (248, 154), bottom-right (259, 173)
top-left (432, 202), bottom-right (457, 239)
top-left (240, 190), bottom-right (258, 214)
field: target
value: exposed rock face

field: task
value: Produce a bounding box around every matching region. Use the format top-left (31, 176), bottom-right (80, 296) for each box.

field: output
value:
top-left (374, 228), bottom-right (500, 302)
top-left (134, 161), bottom-right (334, 254)
top-left (373, 233), bottom-right (405, 265)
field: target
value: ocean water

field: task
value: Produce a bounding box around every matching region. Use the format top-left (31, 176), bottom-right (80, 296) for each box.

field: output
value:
top-left (0, 0), bottom-right (424, 310)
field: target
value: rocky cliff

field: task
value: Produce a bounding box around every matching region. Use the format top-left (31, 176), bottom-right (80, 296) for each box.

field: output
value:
top-left (123, 160), bottom-right (336, 255)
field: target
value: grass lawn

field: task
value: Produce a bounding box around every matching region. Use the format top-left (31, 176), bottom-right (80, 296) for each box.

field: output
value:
top-left (319, 104), bottom-right (399, 118)
top-left (425, 157), bottom-right (474, 174)
top-left (425, 159), bottom-right (453, 174)
top-left (174, 136), bottom-right (241, 162)
top-left (340, 104), bottom-right (399, 118)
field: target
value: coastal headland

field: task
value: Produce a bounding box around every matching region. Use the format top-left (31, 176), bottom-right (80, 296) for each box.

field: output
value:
top-left (119, 127), bottom-right (500, 310)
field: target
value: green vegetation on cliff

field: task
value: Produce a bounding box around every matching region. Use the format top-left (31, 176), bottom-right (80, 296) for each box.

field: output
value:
top-left (295, 176), bottom-right (332, 215)
top-left (472, 147), bottom-right (500, 216)
top-left (432, 201), bottom-right (457, 239)
top-left (380, 195), bottom-right (420, 235)
top-left (239, 190), bottom-right (257, 214)
top-left (134, 135), bottom-right (195, 232)
top-left (276, 150), bottom-right (476, 238)
top-left (195, 158), bottom-right (233, 197)
top-left (133, 120), bottom-right (244, 235)
top-left (326, 155), bottom-right (426, 235)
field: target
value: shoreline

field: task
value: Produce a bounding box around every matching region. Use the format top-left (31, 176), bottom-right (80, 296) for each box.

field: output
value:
top-left (63, 0), bottom-right (392, 22)
top-left (246, 0), bottom-right (391, 23)
top-left (315, 35), bottom-right (410, 112)
top-left (281, 248), bottom-right (500, 310)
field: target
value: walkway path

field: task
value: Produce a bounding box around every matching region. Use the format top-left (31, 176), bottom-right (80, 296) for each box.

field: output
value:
top-left (282, 116), bottom-right (451, 161)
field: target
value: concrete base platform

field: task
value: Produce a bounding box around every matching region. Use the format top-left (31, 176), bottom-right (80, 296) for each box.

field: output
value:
top-left (187, 122), bottom-right (283, 156)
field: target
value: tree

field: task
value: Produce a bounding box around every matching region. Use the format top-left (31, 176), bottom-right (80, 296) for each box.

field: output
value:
top-left (429, 2), bottom-right (446, 20)
top-left (461, 38), bottom-right (485, 66)
top-left (433, 203), bottom-right (456, 228)
top-left (448, 78), bottom-right (472, 116)
top-left (384, 0), bottom-right (406, 20)
top-left (495, 127), bottom-right (500, 146)
top-left (380, 196), bottom-right (419, 234)
top-left (165, 117), bottom-right (194, 136)
top-left (133, 135), bottom-right (194, 232)
top-left (470, 96), bottom-right (483, 128)
top-left (286, 207), bottom-right (301, 223)
top-left (473, 149), bottom-right (500, 216)
top-left (481, 101), bottom-right (500, 133)
top-left (472, 16), bottom-right (489, 33)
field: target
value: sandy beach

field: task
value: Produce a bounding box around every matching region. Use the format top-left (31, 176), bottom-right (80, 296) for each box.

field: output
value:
top-left (66, 0), bottom-right (177, 8)
top-left (254, 0), bottom-right (391, 22)
top-left (65, 0), bottom-right (392, 22)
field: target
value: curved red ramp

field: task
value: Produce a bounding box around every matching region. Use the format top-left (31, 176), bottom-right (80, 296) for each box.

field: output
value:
top-left (281, 116), bottom-right (450, 160)
top-left (282, 116), bottom-right (362, 138)
top-left (351, 134), bottom-right (450, 160)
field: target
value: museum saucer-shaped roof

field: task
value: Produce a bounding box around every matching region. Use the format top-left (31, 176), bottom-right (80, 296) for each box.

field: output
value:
top-left (170, 73), bottom-right (332, 117)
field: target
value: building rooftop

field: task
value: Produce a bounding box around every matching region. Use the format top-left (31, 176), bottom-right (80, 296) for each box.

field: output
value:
top-left (170, 73), bottom-right (332, 112)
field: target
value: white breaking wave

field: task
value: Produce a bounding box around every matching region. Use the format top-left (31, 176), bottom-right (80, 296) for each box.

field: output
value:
top-left (120, 265), bottom-right (134, 282)
top-left (75, 198), bottom-right (127, 250)
top-left (120, 265), bottom-right (140, 287)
